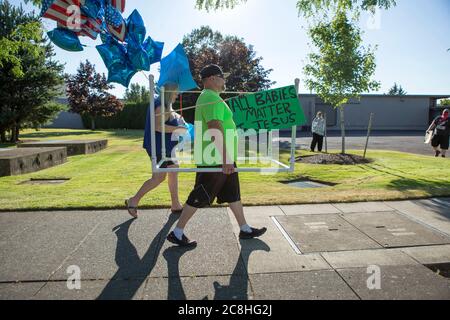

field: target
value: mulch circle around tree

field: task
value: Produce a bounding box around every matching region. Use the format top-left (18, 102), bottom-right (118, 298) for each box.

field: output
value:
top-left (296, 153), bottom-right (373, 165)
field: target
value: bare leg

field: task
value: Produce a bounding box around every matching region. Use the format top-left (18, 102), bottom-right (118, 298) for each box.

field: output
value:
top-left (167, 169), bottom-right (183, 211)
top-left (229, 201), bottom-right (248, 227)
top-left (129, 172), bottom-right (166, 207)
top-left (433, 146), bottom-right (441, 157)
top-left (175, 204), bottom-right (198, 230)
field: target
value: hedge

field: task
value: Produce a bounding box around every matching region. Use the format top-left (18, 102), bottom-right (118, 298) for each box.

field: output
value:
top-left (81, 102), bottom-right (148, 129)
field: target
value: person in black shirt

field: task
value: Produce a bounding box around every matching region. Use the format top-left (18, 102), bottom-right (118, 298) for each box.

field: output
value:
top-left (427, 109), bottom-right (449, 158)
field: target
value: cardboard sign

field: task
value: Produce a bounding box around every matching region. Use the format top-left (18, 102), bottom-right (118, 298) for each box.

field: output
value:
top-left (228, 85), bottom-right (306, 130)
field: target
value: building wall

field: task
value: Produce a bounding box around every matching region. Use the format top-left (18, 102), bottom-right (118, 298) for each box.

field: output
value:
top-left (298, 96), bottom-right (316, 126)
top-left (45, 111), bottom-right (84, 129)
top-left (45, 95), bottom-right (435, 131)
top-left (299, 95), bottom-right (431, 131)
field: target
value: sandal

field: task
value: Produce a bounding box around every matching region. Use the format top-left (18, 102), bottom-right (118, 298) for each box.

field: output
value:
top-left (125, 199), bottom-right (138, 218)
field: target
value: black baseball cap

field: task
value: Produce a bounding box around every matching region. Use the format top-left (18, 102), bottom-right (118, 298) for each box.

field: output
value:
top-left (200, 64), bottom-right (230, 80)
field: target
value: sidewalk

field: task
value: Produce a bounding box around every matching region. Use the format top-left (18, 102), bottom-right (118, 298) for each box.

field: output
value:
top-left (0, 198), bottom-right (450, 300)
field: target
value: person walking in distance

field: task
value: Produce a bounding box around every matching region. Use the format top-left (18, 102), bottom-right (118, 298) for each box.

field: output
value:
top-left (311, 111), bottom-right (326, 153)
top-left (427, 109), bottom-right (449, 158)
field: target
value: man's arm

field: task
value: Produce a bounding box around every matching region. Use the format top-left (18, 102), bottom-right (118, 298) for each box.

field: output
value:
top-left (207, 120), bottom-right (235, 175)
top-left (427, 118), bottom-right (438, 132)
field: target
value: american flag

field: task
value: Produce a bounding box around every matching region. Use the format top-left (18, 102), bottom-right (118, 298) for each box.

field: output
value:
top-left (40, 0), bottom-right (55, 16)
top-left (64, 0), bottom-right (84, 6)
top-left (78, 29), bottom-right (98, 40)
top-left (85, 17), bottom-right (102, 33)
top-left (41, 0), bottom-right (87, 30)
top-left (107, 20), bottom-right (126, 42)
top-left (78, 17), bottom-right (101, 39)
top-left (105, 4), bottom-right (122, 27)
top-left (109, 0), bottom-right (126, 13)
top-left (57, 19), bottom-right (98, 40)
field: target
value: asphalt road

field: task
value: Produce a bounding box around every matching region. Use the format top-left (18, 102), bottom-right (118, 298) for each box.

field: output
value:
top-left (279, 130), bottom-right (449, 157)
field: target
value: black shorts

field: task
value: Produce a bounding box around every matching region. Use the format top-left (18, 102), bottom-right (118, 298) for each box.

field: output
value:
top-left (431, 135), bottom-right (449, 150)
top-left (146, 150), bottom-right (176, 169)
top-left (156, 158), bottom-right (176, 169)
top-left (186, 165), bottom-right (241, 208)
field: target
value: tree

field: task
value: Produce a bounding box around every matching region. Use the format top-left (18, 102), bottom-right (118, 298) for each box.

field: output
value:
top-left (388, 83), bottom-right (407, 96)
top-left (440, 99), bottom-right (450, 106)
top-left (27, 0), bottom-right (397, 17)
top-left (124, 83), bottom-right (150, 104)
top-left (0, 21), bottom-right (42, 77)
top-left (66, 60), bottom-right (123, 130)
top-left (195, 0), bottom-right (247, 11)
top-left (297, 0), bottom-right (396, 18)
top-left (22, 0), bottom-right (42, 6)
top-left (195, 0), bottom-right (396, 14)
top-left (304, 11), bottom-right (380, 154)
top-left (26, 0), bottom-right (246, 11)
top-left (179, 26), bottom-right (275, 122)
top-left (0, 0), bottom-right (65, 143)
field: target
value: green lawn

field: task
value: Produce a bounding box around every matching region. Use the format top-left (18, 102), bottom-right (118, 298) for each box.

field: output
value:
top-left (1, 128), bottom-right (449, 211)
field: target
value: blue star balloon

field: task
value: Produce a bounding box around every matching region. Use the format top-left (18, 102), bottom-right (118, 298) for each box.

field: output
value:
top-left (96, 40), bottom-right (127, 69)
top-left (127, 39), bottom-right (150, 71)
top-left (126, 9), bottom-right (146, 45)
top-left (100, 32), bottom-right (111, 44)
top-left (47, 27), bottom-right (83, 52)
top-left (107, 62), bottom-right (137, 87)
top-left (81, 0), bottom-right (103, 19)
top-left (158, 44), bottom-right (198, 92)
top-left (96, 39), bottom-right (137, 87)
top-left (143, 36), bottom-right (164, 65)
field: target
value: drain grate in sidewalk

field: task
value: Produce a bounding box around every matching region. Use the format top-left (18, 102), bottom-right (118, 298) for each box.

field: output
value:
top-left (20, 178), bottom-right (70, 185)
top-left (282, 178), bottom-right (336, 189)
top-left (286, 181), bottom-right (329, 189)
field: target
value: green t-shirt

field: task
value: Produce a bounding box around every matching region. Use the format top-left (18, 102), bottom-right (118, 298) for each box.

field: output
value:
top-left (194, 89), bottom-right (238, 166)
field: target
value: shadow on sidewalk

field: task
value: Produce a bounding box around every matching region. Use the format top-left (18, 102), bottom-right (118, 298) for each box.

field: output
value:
top-left (213, 239), bottom-right (271, 300)
top-left (163, 245), bottom-right (198, 300)
top-left (96, 214), bottom-right (179, 300)
top-left (162, 238), bottom-right (270, 300)
top-left (406, 197), bottom-right (450, 221)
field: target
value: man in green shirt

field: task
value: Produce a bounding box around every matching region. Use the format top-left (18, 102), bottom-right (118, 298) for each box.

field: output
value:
top-left (167, 64), bottom-right (267, 247)
top-left (193, 86), bottom-right (238, 168)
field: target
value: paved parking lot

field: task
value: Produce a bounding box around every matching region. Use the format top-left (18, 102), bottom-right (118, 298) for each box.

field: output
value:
top-left (280, 131), bottom-right (448, 157)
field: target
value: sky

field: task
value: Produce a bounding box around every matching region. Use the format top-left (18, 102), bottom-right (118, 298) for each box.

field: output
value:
top-left (13, 0), bottom-right (450, 98)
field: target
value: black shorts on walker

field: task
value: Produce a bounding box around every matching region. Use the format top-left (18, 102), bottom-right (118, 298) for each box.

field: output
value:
top-left (186, 164), bottom-right (241, 208)
top-left (146, 150), bottom-right (176, 169)
top-left (431, 135), bottom-right (449, 150)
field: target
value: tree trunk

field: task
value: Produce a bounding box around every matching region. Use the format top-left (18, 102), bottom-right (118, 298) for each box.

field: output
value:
top-left (91, 117), bottom-right (96, 131)
top-left (9, 125), bottom-right (17, 143)
top-left (0, 129), bottom-right (6, 143)
top-left (15, 125), bottom-right (20, 142)
top-left (340, 107), bottom-right (346, 154)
